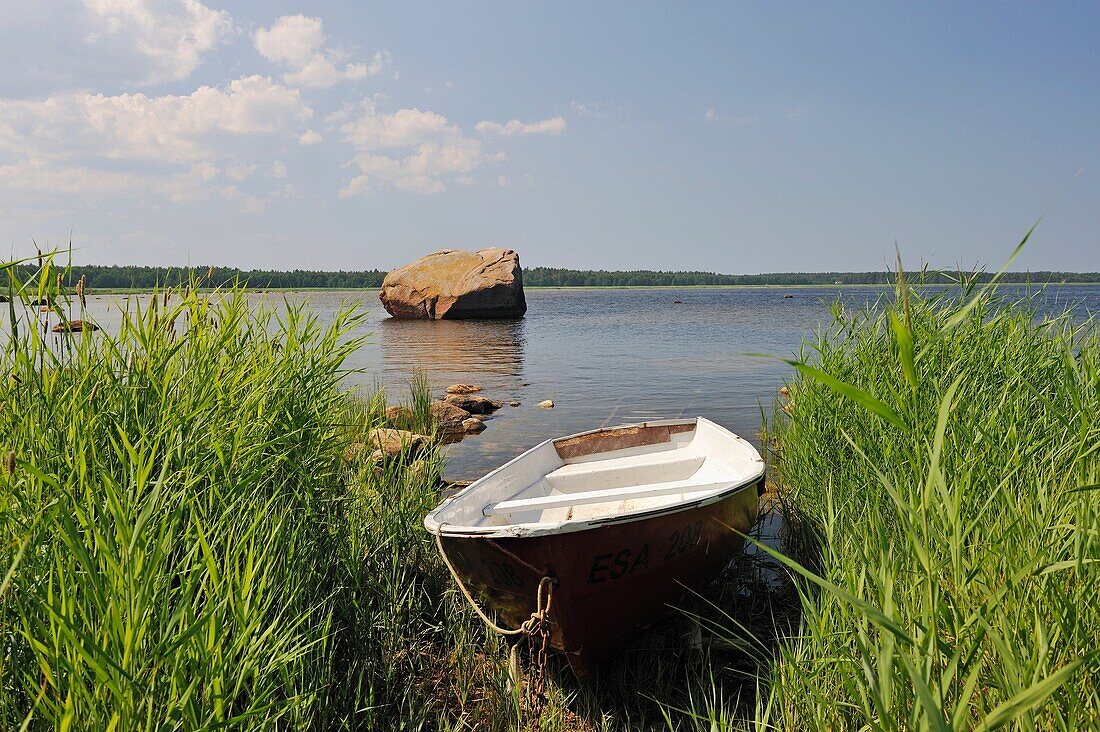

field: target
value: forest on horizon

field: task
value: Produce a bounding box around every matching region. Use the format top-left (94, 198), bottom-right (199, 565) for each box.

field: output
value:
top-left (9, 263), bottom-right (1100, 290)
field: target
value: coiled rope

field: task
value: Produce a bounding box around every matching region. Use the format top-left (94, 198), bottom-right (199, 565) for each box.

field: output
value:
top-left (434, 528), bottom-right (555, 635)
top-left (434, 526), bottom-right (556, 726)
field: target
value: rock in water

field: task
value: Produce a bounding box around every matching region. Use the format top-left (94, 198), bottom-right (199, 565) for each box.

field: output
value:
top-left (379, 248), bottom-right (527, 319)
top-left (444, 393), bottom-right (503, 414)
top-left (52, 320), bottom-right (99, 333)
top-left (538, 400), bottom-right (554, 409)
top-left (462, 417), bottom-right (487, 433)
top-left (430, 400), bottom-right (473, 432)
top-left (445, 383), bottom-right (482, 394)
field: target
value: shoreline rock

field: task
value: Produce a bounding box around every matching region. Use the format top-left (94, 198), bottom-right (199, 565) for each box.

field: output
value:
top-left (430, 400), bottom-right (474, 432)
top-left (445, 383), bottom-right (482, 394)
top-left (366, 428), bottom-right (425, 459)
top-left (444, 393), bottom-right (503, 414)
top-left (52, 320), bottom-right (99, 333)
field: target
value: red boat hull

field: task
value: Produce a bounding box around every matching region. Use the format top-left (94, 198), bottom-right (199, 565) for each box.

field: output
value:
top-left (438, 477), bottom-right (762, 676)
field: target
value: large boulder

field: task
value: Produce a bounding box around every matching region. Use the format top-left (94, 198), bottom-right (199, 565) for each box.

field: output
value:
top-left (379, 248), bottom-right (527, 319)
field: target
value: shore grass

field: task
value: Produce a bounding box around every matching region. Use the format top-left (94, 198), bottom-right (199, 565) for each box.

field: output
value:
top-left (701, 280), bottom-right (1100, 730)
top-left (4, 259), bottom-right (1098, 730)
top-left (0, 266), bottom-right (524, 730)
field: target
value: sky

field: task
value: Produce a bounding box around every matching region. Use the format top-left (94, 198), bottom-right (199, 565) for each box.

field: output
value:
top-left (0, 1), bottom-right (1097, 273)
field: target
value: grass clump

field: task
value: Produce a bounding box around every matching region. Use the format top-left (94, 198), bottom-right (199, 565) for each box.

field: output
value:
top-left (728, 282), bottom-right (1100, 730)
top-left (0, 263), bottom-right (518, 730)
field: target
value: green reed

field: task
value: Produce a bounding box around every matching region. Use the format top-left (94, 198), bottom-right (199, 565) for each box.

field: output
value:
top-left (694, 274), bottom-right (1100, 730)
top-left (0, 261), bottom-right (519, 730)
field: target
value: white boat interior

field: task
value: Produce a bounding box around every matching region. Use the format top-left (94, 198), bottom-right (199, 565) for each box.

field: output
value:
top-left (425, 417), bottom-right (765, 537)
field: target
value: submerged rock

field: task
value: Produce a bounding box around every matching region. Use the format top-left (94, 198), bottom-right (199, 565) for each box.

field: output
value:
top-left (444, 393), bottom-right (502, 414)
top-left (379, 248), bottom-right (527, 319)
top-left (538, 400), bottom-right (554, 409)
top-left (509, 400), bottom-right (521, 407)
top-left (445, 383), bottom-right (482, 394)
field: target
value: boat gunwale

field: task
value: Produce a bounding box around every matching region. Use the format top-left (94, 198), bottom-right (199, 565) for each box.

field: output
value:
top-left (424, 417), bottom-right (765, 539)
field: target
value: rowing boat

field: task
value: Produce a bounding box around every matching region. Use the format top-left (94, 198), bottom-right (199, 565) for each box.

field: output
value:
top-left (424, 417), bottom-right (765, 676)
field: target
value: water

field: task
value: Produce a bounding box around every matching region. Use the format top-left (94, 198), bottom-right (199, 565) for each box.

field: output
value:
top-left (15, 285), bottom-right (1099, 479)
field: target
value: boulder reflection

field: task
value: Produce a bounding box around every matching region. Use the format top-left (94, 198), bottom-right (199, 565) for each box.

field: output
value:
top-left (379, 317), bottom-right (527, 391)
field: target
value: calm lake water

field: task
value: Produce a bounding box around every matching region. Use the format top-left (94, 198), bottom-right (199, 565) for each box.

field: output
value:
top-left (19, 285), bottom-right (1100, 479)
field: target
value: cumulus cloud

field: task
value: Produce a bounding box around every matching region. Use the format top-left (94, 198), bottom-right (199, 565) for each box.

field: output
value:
top-left (298, 129), bottom-right (323, 145)
top-left (0, 76), bottom-right (311, 203)
top-left (0, 76), bottom-right (310, 164)
top-left (83, 0), bottom-right (234, 85)
top-left (254, 15), bottom-right (389, 88)
top-left (0, 159), bottom-right (240, 209)
top-left (337, 104), bottom-right (486, 196)
top-left (475, 117), bottom-right (566, 136)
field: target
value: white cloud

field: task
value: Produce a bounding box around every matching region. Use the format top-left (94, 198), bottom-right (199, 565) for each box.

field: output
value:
top-left (570, 100), bottom-right (609, 118)
top-left (475, 117), bottom-right (566, 136)
top-left (225, 163), bottom-right (257, 182)
top-left (0, 159), bottom-right (211, 204)
top-left (83, 0), bottom-right (234, 85)
top-left (254, 15), bottom-right (388, 88)
top-left (0, 76), bottom-right (309, 164)
top-left (704, 107), bottom-right (757, 125)
top-left (269, 160), bottom-right (288, 178)
top-left (497, 175), bottom-right (511, 188)
top-left (337, 103), bottom-right (486, 196)
top-left (219, 184), bottom-right (267, 213)
top-left (0, 76), bottom-right (311, 203)
top-left (298, 129), bottom-right (323, 145)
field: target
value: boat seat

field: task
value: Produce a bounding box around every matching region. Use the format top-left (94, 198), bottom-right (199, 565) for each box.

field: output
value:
top-left (547, 452), bottom-right (703, 481)
top-left (483, 478), bottom-right (734, 517)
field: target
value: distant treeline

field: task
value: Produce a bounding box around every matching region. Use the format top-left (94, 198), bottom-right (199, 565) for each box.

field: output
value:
top-left (8, 264), bottom-right (1100, 290)
top-left (12, 265), bottom-right (388, 290)
top-left (522, 268), bottom-right (1100, 287)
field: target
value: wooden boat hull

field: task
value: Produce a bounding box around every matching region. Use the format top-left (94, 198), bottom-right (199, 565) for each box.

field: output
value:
top-left (438, 475), bottom-right (762, 676)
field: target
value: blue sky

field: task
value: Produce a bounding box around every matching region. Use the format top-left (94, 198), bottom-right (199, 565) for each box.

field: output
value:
top-left (0, 2), bottom-right (1097, 272)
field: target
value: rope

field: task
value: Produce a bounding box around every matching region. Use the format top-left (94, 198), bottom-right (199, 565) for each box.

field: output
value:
top-left (434, 526), bottom-right (555, 637)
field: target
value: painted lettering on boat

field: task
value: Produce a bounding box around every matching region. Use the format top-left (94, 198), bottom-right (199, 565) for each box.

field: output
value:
top-left (587, 544), bottom-right (650, 584)
top-left (664, 520), bottom-right (703, 560)
top-left (587, 520), bottom-right (704, 583)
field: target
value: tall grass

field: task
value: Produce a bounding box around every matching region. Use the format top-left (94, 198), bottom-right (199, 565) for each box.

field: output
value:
top-left (0, 264), bottom-right (519, 730)
top-left (708, 282), bottom-right (1100, 729)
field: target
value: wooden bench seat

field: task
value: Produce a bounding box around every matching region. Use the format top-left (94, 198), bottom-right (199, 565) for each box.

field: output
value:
top-left (483, 478), bottom-right (734, 517)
